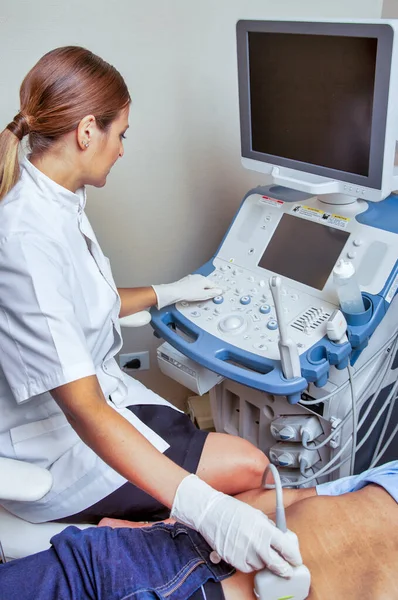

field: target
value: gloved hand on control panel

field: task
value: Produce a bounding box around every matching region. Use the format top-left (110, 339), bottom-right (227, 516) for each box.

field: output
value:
top-left (171, 473), bottom-right (303, 576)
top-left (152, 274), bottom-right (223, 310)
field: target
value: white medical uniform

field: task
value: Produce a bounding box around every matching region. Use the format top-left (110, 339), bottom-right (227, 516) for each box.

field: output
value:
top-left (0, 158), bottom-right (177, 523)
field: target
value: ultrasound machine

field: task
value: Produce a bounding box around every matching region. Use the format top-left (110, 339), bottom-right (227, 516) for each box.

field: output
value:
top-left (151, 19), bottom-right (398, 487)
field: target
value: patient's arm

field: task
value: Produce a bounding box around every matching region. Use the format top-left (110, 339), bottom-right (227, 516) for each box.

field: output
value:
top-left (97, 487), bottom-right (316, 529)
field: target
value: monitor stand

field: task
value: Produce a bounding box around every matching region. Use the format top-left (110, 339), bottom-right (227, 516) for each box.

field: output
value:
top-left (317, 192), bottom-right (359, 205)
top-left (268, 185), bottom-right (360, 207)
top-left (268, 167), bottom-right (361, 206)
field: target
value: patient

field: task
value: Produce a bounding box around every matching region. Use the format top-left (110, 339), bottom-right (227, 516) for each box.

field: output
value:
top-left (0, 462), bottom-right (397, 599)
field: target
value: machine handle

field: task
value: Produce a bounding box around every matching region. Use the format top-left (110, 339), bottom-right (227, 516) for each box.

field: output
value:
top-left (151, 306), bottom-right (308, 399)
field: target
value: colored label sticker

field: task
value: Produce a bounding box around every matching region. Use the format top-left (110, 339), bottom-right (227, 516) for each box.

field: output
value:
top-left (328, 214), bottom-right (350, 229)
top-left (291, 205), bottom-right (350, 229)
top-left (386, 273), bottom-right (398, 303)
top-left (261, 195), bottom-right (285, 208)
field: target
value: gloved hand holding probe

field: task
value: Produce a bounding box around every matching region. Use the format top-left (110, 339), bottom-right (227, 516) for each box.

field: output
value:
top-left (152, 274), bottom-right (223, 309)
top-left (171, 474), bottom-right (303, 575)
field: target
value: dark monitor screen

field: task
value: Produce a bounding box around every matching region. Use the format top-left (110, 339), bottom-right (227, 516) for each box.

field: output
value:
top-left (248, 32), bottom-right (377, 176)
top-left (258, 214), bottom-right (350, 290)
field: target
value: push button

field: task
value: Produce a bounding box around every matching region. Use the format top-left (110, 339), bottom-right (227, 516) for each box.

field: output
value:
top-left (259, 304), bottom-right (271, 314)
top-left (267, 319), bottom-right (278, 330)
top-left (253, 342), bottom-right (268, 351)
top-left (210, 551), bottom-right (222, 564)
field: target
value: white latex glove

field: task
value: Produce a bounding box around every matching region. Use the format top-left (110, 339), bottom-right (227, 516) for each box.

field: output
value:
top-left (152, 274), bottom-right (223, 310)
top-left (171, 474), bottom-right (303, 576)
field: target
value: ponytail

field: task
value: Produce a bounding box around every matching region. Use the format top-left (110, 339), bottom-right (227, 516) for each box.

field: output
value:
top-left (0, 112), bottom-right (34, 200)
top-left (0, 127), bottom-right (21, 201)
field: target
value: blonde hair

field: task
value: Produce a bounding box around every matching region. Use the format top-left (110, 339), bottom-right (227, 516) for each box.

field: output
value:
top-left (0, 46), bottom-right (131, 200)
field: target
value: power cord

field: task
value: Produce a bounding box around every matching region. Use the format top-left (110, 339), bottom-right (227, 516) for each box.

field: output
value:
top-left (348, 364), bottom-right (357, 475)
top-left (299, 329), bottom-right (398, 407)
top-left (298, 332), bottom-right (398, 481)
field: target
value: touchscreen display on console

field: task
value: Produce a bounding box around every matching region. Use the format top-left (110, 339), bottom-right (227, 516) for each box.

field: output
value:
top-left (258, 214), bottom-right (350, 290)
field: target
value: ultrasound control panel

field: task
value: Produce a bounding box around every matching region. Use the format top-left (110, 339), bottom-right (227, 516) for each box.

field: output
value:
top-left (177, 259), bottom-right (335, 361)
top-left (175, 191), bottom-right (397, 361)
top-left (151, 188), bottom-right (398, 397)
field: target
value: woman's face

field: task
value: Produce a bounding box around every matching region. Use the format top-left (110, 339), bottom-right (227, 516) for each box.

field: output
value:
top-left (87, 105), bottom-right (130, 187)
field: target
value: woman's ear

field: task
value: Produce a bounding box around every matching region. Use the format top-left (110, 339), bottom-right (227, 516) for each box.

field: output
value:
top-left (76, 115), bottom-right (96, 150)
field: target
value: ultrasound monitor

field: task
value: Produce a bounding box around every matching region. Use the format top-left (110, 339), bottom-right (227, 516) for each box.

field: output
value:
top-left (237, 19), bottom-right (398, 203)
top-left (258, 214), bottom-right (350, 290)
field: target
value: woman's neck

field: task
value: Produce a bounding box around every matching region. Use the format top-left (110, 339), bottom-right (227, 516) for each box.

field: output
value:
top-left (30, 147), bottom-right (82, 193)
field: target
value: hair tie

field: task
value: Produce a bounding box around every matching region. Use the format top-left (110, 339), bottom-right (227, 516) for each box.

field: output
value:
top-left (6, 112), bottom-right (30, 141)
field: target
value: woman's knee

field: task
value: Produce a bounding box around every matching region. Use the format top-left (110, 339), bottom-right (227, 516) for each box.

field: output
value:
top-left (196, 432), bottom-right (269, 494)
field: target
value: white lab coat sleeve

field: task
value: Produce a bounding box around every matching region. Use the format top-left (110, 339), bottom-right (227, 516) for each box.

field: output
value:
top-left (0, 233), bottom-right (96, 403)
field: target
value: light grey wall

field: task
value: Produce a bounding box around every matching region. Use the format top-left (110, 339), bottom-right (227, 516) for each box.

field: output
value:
top-left (0, 0), bottom-right (383, 409)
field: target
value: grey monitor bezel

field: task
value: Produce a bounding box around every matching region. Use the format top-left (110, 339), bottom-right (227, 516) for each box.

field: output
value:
top-left (237, 20), bottom-right (394, 189)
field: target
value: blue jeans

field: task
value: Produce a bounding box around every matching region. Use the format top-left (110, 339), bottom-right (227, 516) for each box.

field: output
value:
top-left (0, 524), bottom-right (235, 599)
